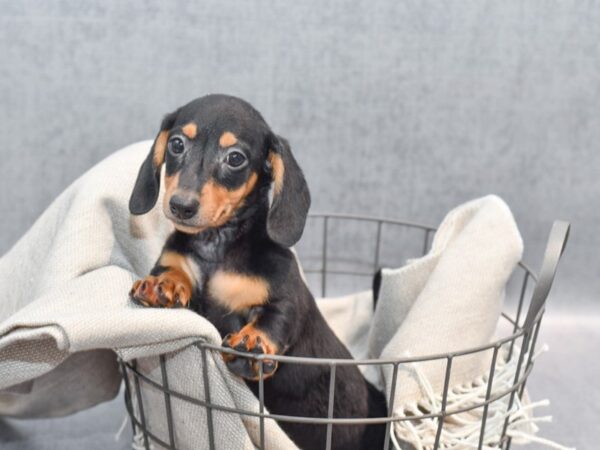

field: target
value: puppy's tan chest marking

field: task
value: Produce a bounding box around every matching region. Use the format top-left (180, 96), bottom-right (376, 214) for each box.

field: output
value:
top-left (208, 271), bottom-right (269, 311)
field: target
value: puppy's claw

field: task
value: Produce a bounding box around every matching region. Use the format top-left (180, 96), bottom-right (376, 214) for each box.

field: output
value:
top-left (263, 360), bottom-right (277, 375)
top-left (233, 335), bottom-right (249, 352)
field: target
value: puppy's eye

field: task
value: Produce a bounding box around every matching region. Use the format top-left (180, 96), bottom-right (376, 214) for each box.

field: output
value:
top-left (169, 137), bottom-right (185, 154)
top-left (225, 151), bottom-right (247, 168)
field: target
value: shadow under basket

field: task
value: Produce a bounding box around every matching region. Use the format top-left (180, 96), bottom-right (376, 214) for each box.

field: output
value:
top-left (119, 213), bottom-right (570, 450)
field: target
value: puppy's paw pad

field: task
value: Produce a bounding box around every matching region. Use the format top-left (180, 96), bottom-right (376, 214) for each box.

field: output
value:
top-left (221, 331), bottom-right (278, 379)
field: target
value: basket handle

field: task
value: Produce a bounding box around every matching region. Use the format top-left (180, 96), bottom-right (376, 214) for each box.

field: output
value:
top-left (522, 220), bottom-right (570, 332)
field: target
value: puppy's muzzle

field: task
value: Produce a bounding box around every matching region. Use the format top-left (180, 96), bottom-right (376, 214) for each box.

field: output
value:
top-left (169, 194), bottom-right (199, 220)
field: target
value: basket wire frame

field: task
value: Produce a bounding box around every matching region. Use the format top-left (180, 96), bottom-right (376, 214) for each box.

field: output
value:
top-left (120, 214), bottom-right (569, 450)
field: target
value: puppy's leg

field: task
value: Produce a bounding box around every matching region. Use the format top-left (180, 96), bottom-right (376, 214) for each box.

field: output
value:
top-left (130, 241), bottom-right (200, 308)
top-left (221, 306), bottom-right (291, 380)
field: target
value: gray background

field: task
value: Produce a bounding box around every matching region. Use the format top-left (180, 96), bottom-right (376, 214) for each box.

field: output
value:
top-left (0, 0), bottom-right (598, 449)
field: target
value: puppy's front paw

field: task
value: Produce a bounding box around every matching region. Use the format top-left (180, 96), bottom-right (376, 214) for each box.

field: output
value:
top-left (222, 326), bottom-right (278, 380)
top-left (130, 274), bottom-right (191, 308)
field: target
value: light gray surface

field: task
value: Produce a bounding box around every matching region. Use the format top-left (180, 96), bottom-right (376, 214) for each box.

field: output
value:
top-left (0, 0), bottom-right (598, 448)
top-left (1, 393), bottom-right (132, 450)
top-left (526, 316), bottom-right (600, 449)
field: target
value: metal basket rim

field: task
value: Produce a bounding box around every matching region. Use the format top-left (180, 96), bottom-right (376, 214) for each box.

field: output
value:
top-left (121, 348), bottom-right (538, 426)
top-left (188, 212), bottom-right (537, 365)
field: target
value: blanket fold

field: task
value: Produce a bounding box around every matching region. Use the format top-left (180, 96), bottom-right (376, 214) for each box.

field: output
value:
top-left (371, 195), bottom-right (523, 405)
top-left (368, 195), bottom-right (525, 449)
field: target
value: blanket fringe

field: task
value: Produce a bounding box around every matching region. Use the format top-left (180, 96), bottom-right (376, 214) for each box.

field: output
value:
top-left (132, 430), bottom-right (150, 450)
top-left (115, 414), bottom-right (129, 442)
top-left (391, 344), bottom-right (573, 450)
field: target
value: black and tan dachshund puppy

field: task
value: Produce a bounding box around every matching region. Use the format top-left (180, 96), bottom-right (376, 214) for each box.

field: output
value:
top-left (128, 94), bottom-right (387, 450)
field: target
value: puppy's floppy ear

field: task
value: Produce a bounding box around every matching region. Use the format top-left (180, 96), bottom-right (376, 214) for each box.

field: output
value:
top-left (266, 134), bottom-right (311, 247)
top-left (129, 110), bottom-right (179, 215)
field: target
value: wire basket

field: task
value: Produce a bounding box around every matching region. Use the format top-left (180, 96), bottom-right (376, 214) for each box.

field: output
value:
top-left (120, 213), bottom-right (570, 450)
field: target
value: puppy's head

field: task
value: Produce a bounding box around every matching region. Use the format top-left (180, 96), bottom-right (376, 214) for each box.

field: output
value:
top-left (129, 94), bottom-right (310, 247)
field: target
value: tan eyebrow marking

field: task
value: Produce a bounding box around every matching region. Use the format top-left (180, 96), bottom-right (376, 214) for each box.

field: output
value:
top-left (219, 131), bottom-right (238, 148)
top-left (182, 122), bottom-right (198, 139)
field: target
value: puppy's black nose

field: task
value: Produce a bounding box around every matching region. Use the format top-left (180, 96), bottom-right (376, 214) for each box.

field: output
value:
top-left (169, 195), bottom-right (199, 220)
